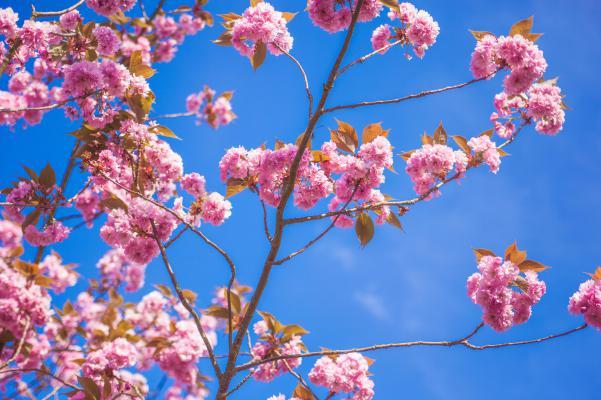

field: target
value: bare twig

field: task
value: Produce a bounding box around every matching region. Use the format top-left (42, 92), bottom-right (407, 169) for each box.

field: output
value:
top-left (276, 45), bottom-right (314, 120)
top-left (31, 0), bottom-right (85, 19)
top-left (0, 317), bottom-right (31, 370)
top-left (236, 323), bottom-right (587, 371)
top-left (260, 199), bottom-right (272, 242)
top-left (0, 368), bottom-right (81, 391)
top-left (150, 221), bottom-right (222, 378)
top-left (225, 371), bottom-right (253, 397)
top-left (323, 69), bottom-right (500, 114)
top-left (215, 2), bottom-right (367, 397)
top-left (337, 39), bottom-right (403, 77)
top-left (0, 92), bottom-right (98, 113)
top-left (152, 111), bottom-right (196, 119)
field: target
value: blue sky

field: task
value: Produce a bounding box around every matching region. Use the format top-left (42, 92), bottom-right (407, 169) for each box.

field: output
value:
top-left (2, 0), bottom-right (601, 399)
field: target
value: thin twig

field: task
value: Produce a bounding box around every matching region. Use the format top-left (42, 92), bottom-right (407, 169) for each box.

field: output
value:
top-left (0, 92), bottom-right (98, 113)
top-left (152, 111), bottom-right (196, 119)
top-left (323, 69), bottom-right (500, 114)
top-left (31, 0), bottom-right (85, 19)
top-left (0, 317), bottom-right (31, 370)
top-left (337, 39), bottom-right (403, 77)
top-left (150, 221), bottom-right (222, 378)
top-left (225, 371), bottom-right (253, 397)
top-left (215, 2), bottom-right (367, 397)
top-left (236, 323), bottom-right (587, 371)
top-left (276, 45), bottom-right (314, 120)
top-left (260, 199), bottom-right (272, 242)
top-left (0, 368), bottom-right (81, 391)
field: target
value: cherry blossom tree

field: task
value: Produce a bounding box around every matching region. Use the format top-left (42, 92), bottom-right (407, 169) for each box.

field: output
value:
top-left (0, 0), bottom-right (597, 399)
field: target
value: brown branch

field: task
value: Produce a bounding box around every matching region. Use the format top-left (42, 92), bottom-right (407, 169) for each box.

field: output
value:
top-left (150, 0), bottom-right (167, 21)
top-left (337, 39), bottom-right (403, 77)
top-left (284, 119), bottom-right (529, 225)
top-left (152, 111), bottom-right (196, 119)
top-left (236, 323), bottom-right (587, 371)
top-left (31, 0), bottom-right (85, 19)
top-left (273, 186), bottom-right (359, 266)
top-left (260, 199), bottom-right (272, 243)
top-left (150, 221), bottom-right (222, 378)
top-left (164, 226), bottom-right (188, 249)
top-left (0, 317), bottom-right (31, 370)
top-left (224, 371), bottom-right (253, 397)
top-left (0, 368), bottom-right (81, 391)
top-left (323, 69), bottom-right (499, 114)
top-left (0, 92), bottom-right (97, 113)
top-left (215, 1), bottom-right (367, 397)
top-left (276, 45), bottom-right (314, 120)
top-left (34, 139), bottom-right (81, 264)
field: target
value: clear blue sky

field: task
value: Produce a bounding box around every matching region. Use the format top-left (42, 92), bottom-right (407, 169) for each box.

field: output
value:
top-left (2, 1), bottom-right (600, 399)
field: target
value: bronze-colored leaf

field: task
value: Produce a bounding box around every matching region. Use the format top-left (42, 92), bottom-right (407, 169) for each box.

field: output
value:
top-left (311, 150), bottom-right (330, 163)
top-left (473, 248), bottom-right (496, 262)
top-left (355, 213), bottom-right (375, 247)
top-left (504, 241), bottom-right (527, 265)
top-left (586, 267), bottom-right (601, 281)
top-left (480, 128), bottom-right (494, 137)
top-left (509, 16), bottom-right (534, 37)
top-left (213, 31), bottom-right (233, 46)
top-left (497, 148), bottom-right (509, 157)
top-left (282, 12), bottom-right (297, 22)
top-left (378, 0), bottom-right (399, 8)
top-left (399, 150), bottom-right (415, 161)
top-left (452, 135), bottom-right (470, 154)
top-left (100, 196), bottom-right (128, 211)
top-left (251, 41), bottom-right (267, 70)
top-left (421, 132), bottom-right (433, 145)
top-left (433, 121), bottom-right (447, 145)
top-left (330, 119), bottom-right (358, 153)
top-left (78, 376), bottom-right (101, 400)
top-left (362, 122), bottom-right (389, 144)
top-left (150, 125), bottom-right (180, 139)
top-left (469, 30), bottom-right (495, 41)
top-left (386, 212), bottom-right (403, 230)
top-left (39, 163), bottom-right (56, 188)
top-left (292, 383), bottom-right (315, 400)
top-left (250, 0), bottom-right (264, 6)
top-left (282, 324), bottom-right (309, 338)
top-left (226, 178), bottom-right (247, 198)
top-left (518, 259), bottom-right (549, 273)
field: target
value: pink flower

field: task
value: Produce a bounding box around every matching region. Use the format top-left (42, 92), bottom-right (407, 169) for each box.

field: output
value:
top-left (85, 0), bottom-right (137, 17)
top-left (527, 82), bottom-right (565, 135)
top-left (0, 219), bottom-right (22, 251)
top-left (307, 0), bottom-right (381, 33)
top-left (467, 135), bottom-right (500, 173)
top-left (181, 173), bottom-right (207, 198)
top-left (231, 2), bottom-right (293, 58)
top-left (93, 26), bottom-right (121, 56)
top-left (371, 24), bottom-right (392, 54)
top-left (200, 192), bottom-right (232, 226)
top-left (251, 335), bottom-right (304, 382)
top-left (75, 189), bottom-right (100, 227)
top-left (467, 255), bottom-right (546, 331)
top-left (59, 10), bottom-right (81, 30)
top-left (405, 144), bottom-right (461, 198)
top-left (24, 221), bottom-right (71, 246)
top-left (39, 253), bottom-right (78, 294)
top-left (470, 35), bottom-right (498, 79)
top-left (309, 353), bottom-right (374, 400)
top-left (406, 10), bottom-right (439, 58)
top-left (0, 7), bottom-right (19, 39)
top-left (568, 278), bottom-right (601, 330)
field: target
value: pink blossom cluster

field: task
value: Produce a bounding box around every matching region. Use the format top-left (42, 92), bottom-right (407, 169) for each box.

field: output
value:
top-left (372, 3), bottom-right (440, 58)
top-left (39, 252), bottom-right (78, 294)
top-left (0, 259), bottom-right (52, 337)
top-left (308, 0), bottom-right (382, 33)
top-left (82, 337), bottom-right (138, 376)
top-left (97, 249), bottom-right (146, 292)
top-left (1, 69), bottom-right (51, 127)
top-left (467, 135), bottom-right (501, 173)
top-left (251, 335), bottom-right (304, 382)
top-left (75, 188), bottom-right (101, 227)
top-left (467, 255), bottom-right (546, 331)
top-left (219, 136), bottom-right (393, 227)
top-left (0, 218), bottom-right (22, 255)
top-left (231, 2), bottom-right (293, 58)
top-left (405, 144), bottom-right (467, 198)
top-left (470, 34), bottom-right (547, 95)
top-left (186, 87), bottom-right (236, 128)
top-left (151, 13), bottom-right (206, 62)
top-left (309, 353), bottom-right (375, 400)
top-left (85, 0), bottom-right (137, 17)
top-left (568, 278), bottom-right (601, 330)
top-left (24, 221), bottom-right (71, 247)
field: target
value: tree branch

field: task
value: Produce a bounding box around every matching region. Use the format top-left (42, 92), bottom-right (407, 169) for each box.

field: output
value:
top-left (236, 323), bottom-right (587, 371)
top-left (323, 70), bottom-right (499, 114)
top-left (276, 45), bottom-right (314, 120)
top-left (150, 221), bottom-right (222, 378)
top-left (31, 0), bottom-right (85, 19)
top-left (337, 39), bottom-right (403, 78)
